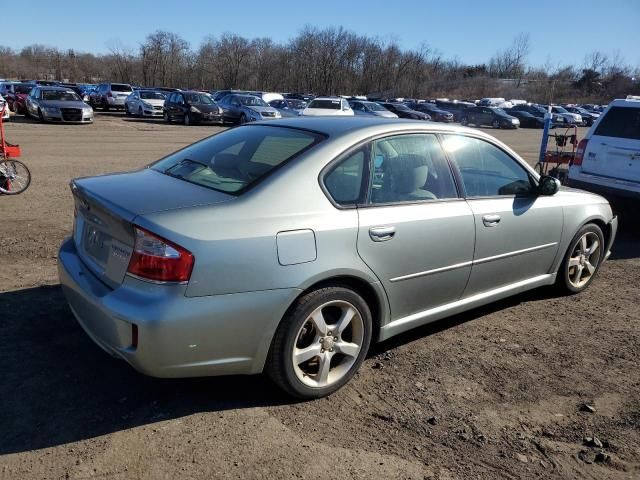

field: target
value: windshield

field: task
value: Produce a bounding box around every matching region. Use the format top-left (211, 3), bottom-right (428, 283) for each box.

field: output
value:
top-left (239, 96), bottom-right (267, 107)
top-left (393, 104), bottom-right (410, 111)
top-left (308, 99), bottom-right (341, 109)
top-left (553, 106), bottom-right (569, 113)
top-left (42, 90), bottom-right (82, 101)
top-left (186, 93), bottom-right (214, 104)
top-left (140, 91), bottom-right (165, 100)
top-left (151, 126), bottom-right (324, 194)
top-left (15, 85), bottom-right (33, 94)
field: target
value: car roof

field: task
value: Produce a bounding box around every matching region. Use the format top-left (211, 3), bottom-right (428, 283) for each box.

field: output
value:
top-left (251, 117), bottom-right (483, 138)
top-left (37, 86), bottom-right (75, 91)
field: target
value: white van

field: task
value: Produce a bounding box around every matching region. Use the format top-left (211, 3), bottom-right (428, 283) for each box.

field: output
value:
top-left (479, 97), bottom-right (512, 109)
top-left (567, 97), bottom-right (640, 200)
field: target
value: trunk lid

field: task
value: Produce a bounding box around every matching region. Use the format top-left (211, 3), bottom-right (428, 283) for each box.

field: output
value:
top-left (71, 168), bottom-right (234, 288)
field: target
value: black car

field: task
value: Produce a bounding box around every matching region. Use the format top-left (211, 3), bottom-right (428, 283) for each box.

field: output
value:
top-left (407, 102), bottom-right (454, 122)
top-left (163, 91), bottom-right (223, 125)
top-left (502, 109), bottom-right (545, 128)
top-left (380, 102), bottom-right (430, 120)
top-left (460, 106), bottom-right (520, 129)
top-left (434, 100), bottom-right (475, 121)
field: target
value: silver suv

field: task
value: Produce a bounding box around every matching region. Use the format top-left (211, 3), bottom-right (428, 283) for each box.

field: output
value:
top-left (90, 82), bottom-right (133, 110)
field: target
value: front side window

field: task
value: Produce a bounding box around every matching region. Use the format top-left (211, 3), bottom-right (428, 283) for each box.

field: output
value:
top-left (441, 135), bottom-right (534, 197)
top-left (152, 126), bottom-right (324, 194)
top-left (369, 134), bottom-right (458, 204)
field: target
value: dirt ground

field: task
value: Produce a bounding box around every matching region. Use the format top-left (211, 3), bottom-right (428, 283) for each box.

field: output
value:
top-left (1, 113), bottom-right (638, 480)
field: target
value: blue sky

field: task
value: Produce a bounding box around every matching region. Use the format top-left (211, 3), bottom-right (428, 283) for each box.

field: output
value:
top-left (5, 0), bottom-right (640, 68)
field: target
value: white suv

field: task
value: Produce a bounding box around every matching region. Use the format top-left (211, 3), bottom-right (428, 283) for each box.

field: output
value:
top-left (567, 96), bottom-right (640, 200)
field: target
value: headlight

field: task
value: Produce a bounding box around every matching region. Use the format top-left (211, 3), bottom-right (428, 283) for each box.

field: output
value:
top-left (44, 107), bottom-right (60, 114)
top-left (142, 102), bottom-right (152, 109)
top-left (190, 106), bottom-right (201, 113)
top-left (250, 111), bottom-right (260, 119)
top-left (82, 107), bottom-right (92, 114)
top-left (274, 111), bottom-right (281, 118)
top-left (511, 118), bottom-right (518, 124)
top-left (218, 107), bottom-right (223, 115)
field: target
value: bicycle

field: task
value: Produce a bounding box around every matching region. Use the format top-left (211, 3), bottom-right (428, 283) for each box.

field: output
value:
top-left (0, 103), bottom-right (31, 195)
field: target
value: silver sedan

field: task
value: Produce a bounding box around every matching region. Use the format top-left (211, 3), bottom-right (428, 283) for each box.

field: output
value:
top-left (25, 86), bottom-right (93, 123)
top-left (58, 118), bottom-right (617, 399)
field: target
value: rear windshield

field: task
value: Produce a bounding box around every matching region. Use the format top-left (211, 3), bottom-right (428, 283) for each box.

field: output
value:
top-left (594, 106), bottom-right (640, 140)
top-left (308, 99), bottom-right (340, 109)
top-left (151, 126), bottom-right (324, 194)
top-left (111, 84), bottom-right (132, 92)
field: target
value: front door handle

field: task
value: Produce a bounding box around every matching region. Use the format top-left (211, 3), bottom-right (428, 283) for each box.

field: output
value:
top-left (369, 226), bottom-right (396, 242)
top-left (482, 214), bottom-right (501, 227)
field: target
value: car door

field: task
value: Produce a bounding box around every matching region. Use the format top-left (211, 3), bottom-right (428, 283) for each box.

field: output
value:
top-left (355, 133), bottom-right (475, 322)
top-left (441, 134), bottom-right (563, 296)
top-left (174, 93), bottom-right (186, 118)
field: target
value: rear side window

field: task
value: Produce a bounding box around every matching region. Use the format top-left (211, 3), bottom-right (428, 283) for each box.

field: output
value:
top-left (111, 84), bottom-right (132, 92)
top-left (594, 106), bottom-right (640, 140)
top-left (151, 126), bottom-right (324, 194)
top-left (369, 134), bottom-right (459, 204)
top-left (324, 149), bottom-right (366, 206)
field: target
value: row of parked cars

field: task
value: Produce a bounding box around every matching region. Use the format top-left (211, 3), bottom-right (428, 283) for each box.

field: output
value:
top-left (0, 79), bottom-right (608, 131)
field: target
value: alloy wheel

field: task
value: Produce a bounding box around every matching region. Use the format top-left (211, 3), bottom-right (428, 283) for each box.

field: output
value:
top-left (291, 300), bottom-right (364, 388)
top-left (567, 231), bottom-right (601, 289)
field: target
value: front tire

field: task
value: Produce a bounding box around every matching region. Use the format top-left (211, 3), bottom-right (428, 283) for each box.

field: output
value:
top-left (460, 117), bottom-right (469, 126)
top-left (556, 223), bottom-right (605, 294)
top-left (492, 119), bottom-right (500, 129)
top-left (37, 108), bottom-right (45, 122)
top-left (239, 114), bottom-right (247, 124)
top-left (267, 286), bottom-right (373, 399)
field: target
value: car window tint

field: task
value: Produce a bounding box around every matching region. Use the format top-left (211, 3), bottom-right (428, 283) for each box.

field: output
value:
top-left (594, 107), bottom-right (640, 140)
top-left (369, 134), bottom-right (458, 204)
top-left (324, 150), bottom-right (366, 205)
top-left (441, 135), bottom-right (533, 197)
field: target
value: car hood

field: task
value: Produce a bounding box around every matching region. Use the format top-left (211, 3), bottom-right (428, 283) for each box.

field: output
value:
top-left (72, 168), bottom-right (234, 221)
top-left (248, 106), bottom-right (278, 114)
top-left (302, 108), bottom-right (352, 116)
top-left (191, 103), bottom-right (221, 113)
top-left (140, 98), bottom-right (165, 106)
top-left (41, 100), bottom-right (89, 109)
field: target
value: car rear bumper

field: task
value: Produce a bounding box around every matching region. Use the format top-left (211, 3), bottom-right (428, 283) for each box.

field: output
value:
top-left (58, 237), bottom-right (300, 378)
top-left (567, 169), bottom-right (640, 201)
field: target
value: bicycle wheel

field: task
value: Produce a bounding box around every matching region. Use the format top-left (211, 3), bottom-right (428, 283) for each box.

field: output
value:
top-left (0, 159), bottom-right (31, 195)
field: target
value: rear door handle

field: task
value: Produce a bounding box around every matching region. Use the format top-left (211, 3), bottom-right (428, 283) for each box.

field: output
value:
top-left (369, 226), bottom-right (396, 242)
top-left (482, 214), bottom-right (501, 227)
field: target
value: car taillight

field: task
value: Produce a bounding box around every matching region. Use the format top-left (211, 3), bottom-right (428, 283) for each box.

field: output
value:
top-left (573, 138), bottom-right (589, 166)
top-left (107, 91), bottom-right (112, 97)
top-left (127, 226), bottom-right (194, 283)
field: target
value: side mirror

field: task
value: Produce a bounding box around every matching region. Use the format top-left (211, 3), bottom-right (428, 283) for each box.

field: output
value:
top-left (538, 175), bottom-right (560, 196)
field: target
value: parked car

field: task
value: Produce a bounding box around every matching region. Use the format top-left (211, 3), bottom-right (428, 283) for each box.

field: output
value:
top-left (541, 105), bottom-right (582, 125)
top-left (268, 99), bottom-right (306, 117)
top-left (502, 109), bottom-right (545, 128)
top-left (301, 97), bottom-right (354, 116)
top-left (0, 95), bottom-right (10, 120)
top-left (511, 103), bottom-right (564, 125)
top-left (564, 106), bottom-right (599, 126)
top-left (125, 90), bottom-right (166, 117)
top-left (212, 89), bottom-right (246, 102)
top-left (90, 83), bottom-right (134, 110)
top-left (460, 106), bottom-right (519, 129)
top-left (379, 102), bottom-right (430, 120)
top-left (59, 117), bottom-right (617, 399)
top-left (25, 86), bottom-right (93, 123)
top-left (1, 83), bottom-right (33, 113)
top-left (163, 91), bottom-right (223, 125)
top-left (567, 97), bottom-right (640, 200)
top-left (434, 100), bottom-right (475, 121)
top-left (349, 100), bottom-right (397, 118)
top-left (218, 94), bottom-right (281, 124)
top-left (407, 102), bottom-right (454, 122)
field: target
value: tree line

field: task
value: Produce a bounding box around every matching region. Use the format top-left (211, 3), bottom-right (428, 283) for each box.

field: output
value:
top-left (0, 27), bottom-right (638, 104)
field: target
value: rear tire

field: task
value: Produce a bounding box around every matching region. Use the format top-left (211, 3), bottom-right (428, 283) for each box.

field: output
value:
top-left (460, 117), bottom-right (469, 126)
top-left (124, 104), bottom-right (131, 116)
top-left (555, 223), bottom-right (605, 294)
top-left (266, 285), bottom-right (372, 399)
